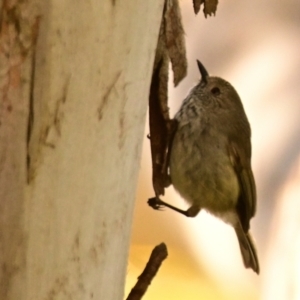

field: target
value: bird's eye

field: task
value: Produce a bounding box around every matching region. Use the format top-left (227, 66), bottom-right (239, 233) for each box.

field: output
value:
top-left (211, 87), bottom-right (220, 96)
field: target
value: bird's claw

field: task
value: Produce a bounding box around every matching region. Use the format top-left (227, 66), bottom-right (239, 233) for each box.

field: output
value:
top-left (148, 197), bottom-right (165, 211)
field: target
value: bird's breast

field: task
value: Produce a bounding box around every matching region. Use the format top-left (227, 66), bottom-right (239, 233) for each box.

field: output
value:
top-left (169, 121), bottom-right (239, 214)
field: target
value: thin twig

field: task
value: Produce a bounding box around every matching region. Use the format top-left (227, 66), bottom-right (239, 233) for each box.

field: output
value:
top-left (126, 243), bottom-right (168, 300)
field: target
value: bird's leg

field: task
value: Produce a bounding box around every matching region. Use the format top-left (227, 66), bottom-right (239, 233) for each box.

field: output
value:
top-left (148, 197), bottom-right (200, 217)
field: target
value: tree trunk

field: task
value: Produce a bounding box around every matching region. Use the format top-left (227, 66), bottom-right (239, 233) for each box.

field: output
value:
top-left (0, 0), bottom-right (164, 299)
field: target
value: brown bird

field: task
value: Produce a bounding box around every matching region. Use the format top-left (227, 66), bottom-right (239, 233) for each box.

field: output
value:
top-left (149, 60), bottom-right (259, 273)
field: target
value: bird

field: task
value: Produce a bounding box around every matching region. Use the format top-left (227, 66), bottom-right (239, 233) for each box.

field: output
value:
top-left (148, 60), bottom-right (259, 273)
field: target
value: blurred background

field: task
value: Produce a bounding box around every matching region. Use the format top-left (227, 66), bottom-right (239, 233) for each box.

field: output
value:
top-left (125, 0), bottom-right (300, 299)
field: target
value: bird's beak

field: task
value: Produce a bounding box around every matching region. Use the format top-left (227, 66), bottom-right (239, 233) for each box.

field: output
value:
top-left (197, 60), bottom-right (209, 85)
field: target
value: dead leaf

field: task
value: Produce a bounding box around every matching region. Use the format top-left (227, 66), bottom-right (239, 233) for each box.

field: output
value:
top-left (148, 0), bottom-right (187, 197)
top-left (193, 0), bottom-right (204, 14)
top-left (164, 0), bottom-right (187, 86)
top-left (204, 0), bottom-right (218, 17)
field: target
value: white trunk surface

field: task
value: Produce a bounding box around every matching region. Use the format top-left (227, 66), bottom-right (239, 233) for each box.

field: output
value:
top-left (0, 0), bottom-right (164, 299)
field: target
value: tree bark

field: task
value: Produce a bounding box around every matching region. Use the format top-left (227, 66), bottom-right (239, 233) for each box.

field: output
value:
top-left (0, 0), bottom-right (164, 299)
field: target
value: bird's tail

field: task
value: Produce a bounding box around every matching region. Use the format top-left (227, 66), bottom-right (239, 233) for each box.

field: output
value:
top-left (235, 224), bottom-right (259, 274)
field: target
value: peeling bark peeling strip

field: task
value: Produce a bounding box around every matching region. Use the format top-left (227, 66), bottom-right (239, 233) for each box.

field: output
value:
top-left (118, 95), bottom-right (127, 150)
top-left (0, 2), bottom-right (40, 183)
top-left (53, 76), bottom-right (70, 136)
top-left (35, 76), bottom-right (70, 154)
top-left (41, 126), bottom-right (55, 149)
top-left (98, 71), bottom-right (121, 121)
top-left (26, 43), bottom-right (36, 182)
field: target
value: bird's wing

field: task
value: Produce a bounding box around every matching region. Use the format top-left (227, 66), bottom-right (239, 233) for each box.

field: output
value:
top-left (228, 141), bottom-right (257, 232)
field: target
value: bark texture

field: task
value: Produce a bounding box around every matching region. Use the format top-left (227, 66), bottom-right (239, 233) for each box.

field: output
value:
top-left (0, 0), bottom-right (164, 299)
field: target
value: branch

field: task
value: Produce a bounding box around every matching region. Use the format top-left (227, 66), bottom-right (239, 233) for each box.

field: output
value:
top-left (126, 243), bottom-right (168, 300)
